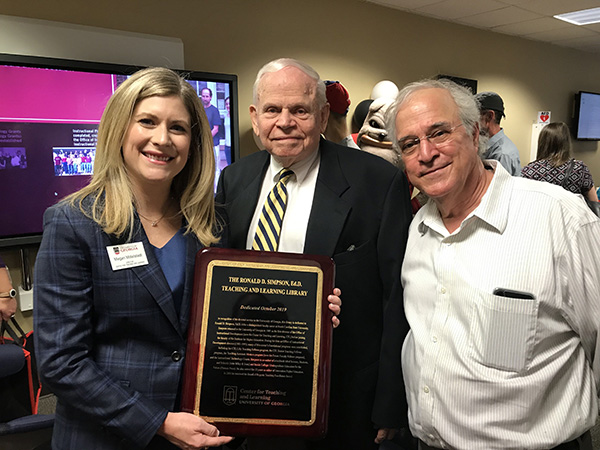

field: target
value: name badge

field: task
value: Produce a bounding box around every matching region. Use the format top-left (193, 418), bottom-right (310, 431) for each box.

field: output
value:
top-left (107, 242), bottom-right (149, 271)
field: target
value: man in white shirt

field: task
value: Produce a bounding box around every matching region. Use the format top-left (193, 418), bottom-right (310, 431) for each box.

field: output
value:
top-left (389, 78), bottom-right (600, 450)
top-left (216, 58), bottom-right (413, 450)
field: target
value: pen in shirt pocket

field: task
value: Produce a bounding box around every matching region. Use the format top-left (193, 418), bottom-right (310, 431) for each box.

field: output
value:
top-left (493, 287), bottom-right (535, 300)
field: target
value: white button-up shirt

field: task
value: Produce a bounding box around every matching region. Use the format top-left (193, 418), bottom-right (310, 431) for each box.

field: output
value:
top-left (402, 161), bottom-right (600, 449)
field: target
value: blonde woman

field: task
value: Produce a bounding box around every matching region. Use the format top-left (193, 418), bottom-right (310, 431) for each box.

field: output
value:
top-left (33, 67), bottom-right (232, 450)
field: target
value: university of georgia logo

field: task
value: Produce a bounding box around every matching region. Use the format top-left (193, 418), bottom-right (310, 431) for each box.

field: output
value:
top-left (223, 386), bottom-right (237, 406)
top-left (113, 246), bottom-right (120, 255)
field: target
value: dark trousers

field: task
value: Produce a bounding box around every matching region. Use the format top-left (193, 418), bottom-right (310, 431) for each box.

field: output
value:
top-left (418, 430), bottom-right (592, 450)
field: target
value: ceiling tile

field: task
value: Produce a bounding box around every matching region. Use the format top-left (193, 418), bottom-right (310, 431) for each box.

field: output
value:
top-left (582, 23), bottom-right (600, 33)
top-left (502, 0), bottom-right (600, 16)
top-left (527, 25), bottom-right (598, 42)
top-left (492, 17), bottom-right (569, 36)
top-left (364, 0), bottom-right (442, 11)
top-left (414, 0), bottom-right (506, 20)
top-left (362, 0), bottom-right (600, 54)
top-left (456, 6), bottom-right (542, 28)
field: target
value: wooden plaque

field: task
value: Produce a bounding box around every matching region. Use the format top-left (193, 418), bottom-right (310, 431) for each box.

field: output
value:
top-left (181, 247), bottom-right (335, 438)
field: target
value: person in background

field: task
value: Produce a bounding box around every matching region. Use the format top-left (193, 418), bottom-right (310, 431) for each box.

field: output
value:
top-left (217, 58), bottom-right (412, 450)
top-left (522, 121), bottom-right (598, 201)
top-left (67, 152), bottom-right (74, 175)
top-left (19, 151), bottom-right (27, 168)
top-left (201, 87), bottom-right (223, 183)
top-left (11, 151), bottom-right (21, 168)
top-left (54, 151), bottom-right (62, 175)
top-left (323, 80), bottom-right (360, 149)
top-left (0, 256), bottom-right (17, 321)
top-left (200, 87), bottom-right (221, 147)
top-left (387, 77), bottom-right (600, 449)
top-left (224, 96), bottom-right (232, 165)
top-left (33, 67), bottom-right (235, 450)
top-left (476, 91), bottom-right (521, 176)
top-left (61, 152), bottom-right (68, 175)
top-left (350, 98), bottom-right (374, 145)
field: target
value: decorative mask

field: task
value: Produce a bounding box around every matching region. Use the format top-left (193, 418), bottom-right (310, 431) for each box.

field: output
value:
top-left (357, 97), bottom-right (402, 168)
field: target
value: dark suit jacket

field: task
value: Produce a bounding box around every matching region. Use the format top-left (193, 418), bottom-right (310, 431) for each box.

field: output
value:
top-left (216, 139), bottom-right (412, 449)
top-left (34, 200), bottom-right (203, 449)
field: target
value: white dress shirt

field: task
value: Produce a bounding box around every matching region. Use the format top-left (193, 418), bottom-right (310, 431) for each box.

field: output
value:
top-left (402, 161), bottom-right (600, 449)
top-left (246, 148), bottom-right (320, 253)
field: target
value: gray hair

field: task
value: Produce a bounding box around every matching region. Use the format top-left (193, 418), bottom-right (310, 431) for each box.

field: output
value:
top-left (391, 78), bottom-right (486, 155)
top-left (253, 58), bottom-right (327, 108)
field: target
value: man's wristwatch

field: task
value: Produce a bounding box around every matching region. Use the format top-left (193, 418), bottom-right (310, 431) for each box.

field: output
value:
top-left (0, 288), bottom-right (16, 299)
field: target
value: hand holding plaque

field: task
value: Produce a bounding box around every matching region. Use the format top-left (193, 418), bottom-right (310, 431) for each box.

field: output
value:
top-left (181, 248), bottom-right (335, 438)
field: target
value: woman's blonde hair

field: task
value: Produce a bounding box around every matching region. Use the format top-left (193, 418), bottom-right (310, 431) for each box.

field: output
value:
top-left (65, 67), bottom-right (218, 245)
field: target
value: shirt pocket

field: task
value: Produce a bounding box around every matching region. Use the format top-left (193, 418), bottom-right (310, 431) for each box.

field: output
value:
top-left (333, 240), bottom-right (374, 267)
top-left (470, 290), bottom-right (538, 372)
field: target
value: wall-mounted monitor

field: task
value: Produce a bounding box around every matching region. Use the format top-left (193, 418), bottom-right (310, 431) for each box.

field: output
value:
top-left (573, 91), bottom-right (600, 141)
top-left (0, 53), bottom-right (239, 248)
top-left (436, 74), bottom-right (478, 95)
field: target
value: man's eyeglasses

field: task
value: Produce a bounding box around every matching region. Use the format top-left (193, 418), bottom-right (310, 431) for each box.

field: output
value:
top-left (398, 123), bottom-right (464, 156)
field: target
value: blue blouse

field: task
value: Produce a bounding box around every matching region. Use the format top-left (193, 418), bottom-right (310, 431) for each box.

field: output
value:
top-left (152, 229), bottom-right (186, 315)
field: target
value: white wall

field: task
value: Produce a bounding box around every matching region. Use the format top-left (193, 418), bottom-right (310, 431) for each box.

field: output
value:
top-left (0, 14), bottom-right (184, 67)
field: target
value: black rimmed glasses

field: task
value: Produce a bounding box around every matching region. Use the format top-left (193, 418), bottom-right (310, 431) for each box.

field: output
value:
top-left (398, 123), bottom-right (465, 157)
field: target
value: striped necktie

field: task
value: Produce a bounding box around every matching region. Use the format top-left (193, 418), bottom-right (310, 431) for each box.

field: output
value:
top-left (252, 169), bottom-right (295, 251)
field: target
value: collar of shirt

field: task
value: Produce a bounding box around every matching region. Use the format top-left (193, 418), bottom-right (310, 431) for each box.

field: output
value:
top-left (417, 160), bottom-right (513, 237)
top-left (487, 128), bottom-right (505, 148)
top-left (267, 147), bottom-right (320, 186)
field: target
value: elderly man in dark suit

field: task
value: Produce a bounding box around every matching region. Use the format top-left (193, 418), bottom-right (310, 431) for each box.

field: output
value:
top-left (216, 58), bottom-right (413, 450)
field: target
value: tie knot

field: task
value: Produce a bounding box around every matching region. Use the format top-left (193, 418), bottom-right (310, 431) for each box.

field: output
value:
top-left (278, 169), bottom-right (294, 184)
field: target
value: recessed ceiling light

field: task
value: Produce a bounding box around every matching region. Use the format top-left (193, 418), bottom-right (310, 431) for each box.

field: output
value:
top-left (555, 7), bottom-right (600, 25)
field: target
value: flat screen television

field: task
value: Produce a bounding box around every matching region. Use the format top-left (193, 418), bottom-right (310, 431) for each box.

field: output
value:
top-left (0, 53), bottom-right (239, 248)
top-left (574, 91), bottom-right (600, 141)
top-left (436, 74), bottom-right (478, 95)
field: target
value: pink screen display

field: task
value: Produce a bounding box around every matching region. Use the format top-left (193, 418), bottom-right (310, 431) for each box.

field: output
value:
top-left (0, 66), bottom-right (116, 123)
